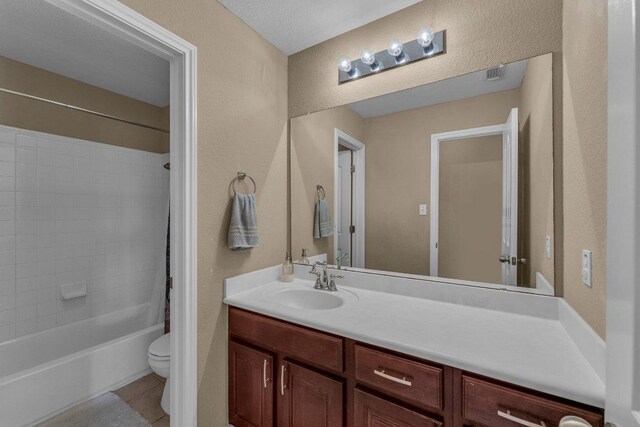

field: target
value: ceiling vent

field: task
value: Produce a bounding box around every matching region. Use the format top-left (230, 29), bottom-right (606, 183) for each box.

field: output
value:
top-left (485, 64), bottom-right (505, 81)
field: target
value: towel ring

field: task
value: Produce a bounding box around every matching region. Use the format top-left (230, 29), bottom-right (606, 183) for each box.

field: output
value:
top-left (233, 172), bottom-right (257, 195)
top-left (316, 185), bottom-right (326, 200)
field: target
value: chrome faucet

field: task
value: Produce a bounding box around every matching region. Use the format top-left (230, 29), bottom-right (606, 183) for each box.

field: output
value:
top-left (310, 262), bottom-right (343, 292)
top-left (310, 261), bottom-right (328, 290)
top-left (336, 253), bottom-right (350, 270)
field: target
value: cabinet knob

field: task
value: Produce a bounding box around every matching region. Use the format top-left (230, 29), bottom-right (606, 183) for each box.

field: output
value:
top-left (559, 416), bottom-right (593, 427)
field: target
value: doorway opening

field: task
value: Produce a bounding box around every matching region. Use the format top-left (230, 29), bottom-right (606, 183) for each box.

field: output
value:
top-left (334, 129), bottom-right (365, 268)
top-left (430, 108), bottom-right (519, 286)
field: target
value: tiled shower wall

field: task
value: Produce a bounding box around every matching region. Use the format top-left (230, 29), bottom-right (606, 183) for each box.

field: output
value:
top-left (0, 125), bottom-right (169, 342)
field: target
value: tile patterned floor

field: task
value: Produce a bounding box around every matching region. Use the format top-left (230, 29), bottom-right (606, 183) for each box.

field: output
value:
top-left (114, 373), bottom-right (169, 426)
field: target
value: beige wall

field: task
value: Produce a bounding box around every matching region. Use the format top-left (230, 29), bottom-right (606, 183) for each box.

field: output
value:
top-left (0, 55), bottom-right (169, 153)
top-left (439, 136), bottom-right (503, 283)
top-left (518, 54), bottom-right (555, 287)
top-left (363, 89), bottom-right (521, 276)
top-left (290, 106), bottom-right (365, 262)
top-left (562, 0), bottom-right (608, 338)
top-left (119, 1), bottom-right (289, 425)
top-left (288, 0), bottom-right (562, 118)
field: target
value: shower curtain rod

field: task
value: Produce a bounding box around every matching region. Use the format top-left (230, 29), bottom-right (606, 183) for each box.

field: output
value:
top-left (0, 87), bottom-right (170, 134)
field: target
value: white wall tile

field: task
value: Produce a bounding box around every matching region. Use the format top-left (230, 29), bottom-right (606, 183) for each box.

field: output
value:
top-left (16, 135), bottom-right (37, 149)
top-left (16, 148), bottom-right (36, 165)
top-left (0, 323), bottom-right (15, 341)
top-left (0, 177), bottom-right (15, 191)
top-left (15, 319), bottom-right (36, 336)
top-left (0, 162), bottom-right (15, 177)
top-left (0, 146), bottom-right (15, 163)
top-left (0, 126), bottom-right (169, 342)
top-left (0, 206), bottom-right (16, 221)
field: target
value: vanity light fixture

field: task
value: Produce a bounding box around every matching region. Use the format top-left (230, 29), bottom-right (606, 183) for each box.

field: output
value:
top-left (417, 27), bottom-right (434, 49)
top-left (337, 56), bottom-right (357, 77)
top-left (337, 27), bottom-right (446, 84)
top-left (360, 48), bottom-right (381, 71)
top-left (387, 38), bottom-right (408, 64)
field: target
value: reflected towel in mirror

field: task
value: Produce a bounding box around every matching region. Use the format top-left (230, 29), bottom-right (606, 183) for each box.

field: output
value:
top-left (314, 199), bottom-right (333, 238)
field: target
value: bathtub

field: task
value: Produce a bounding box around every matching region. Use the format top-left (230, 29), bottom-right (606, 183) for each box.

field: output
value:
top-left (0, 303), bottom-right (164, 427)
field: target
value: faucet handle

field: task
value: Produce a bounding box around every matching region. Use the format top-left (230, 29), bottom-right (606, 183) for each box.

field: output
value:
top-left (327, 273), bottom-right (343, 292)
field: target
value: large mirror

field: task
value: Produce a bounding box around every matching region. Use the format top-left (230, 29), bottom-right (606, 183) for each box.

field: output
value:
top-left (290, 53), bottom-right (555, 294)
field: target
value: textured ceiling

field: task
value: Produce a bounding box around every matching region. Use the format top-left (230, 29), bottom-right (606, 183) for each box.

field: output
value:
top-left (350, 59), bottom-right (529, 118)
top-left (0, 0), bottom-right (170, 107)
top-left (217, 0), bottom-right (422, 55)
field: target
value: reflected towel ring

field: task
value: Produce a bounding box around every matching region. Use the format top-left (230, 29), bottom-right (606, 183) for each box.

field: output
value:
top-left (233, 172), bottom-right (257, 195)
top-left (316, 184), bottom-right (326, 200)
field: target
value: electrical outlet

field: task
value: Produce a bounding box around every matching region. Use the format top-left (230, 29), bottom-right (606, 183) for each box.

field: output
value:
top-left (419, 204), bottom-right (427, 216)
top-left (582, 250), bottom-right (592, 287)
top-left (545, 236), bottom-right (551, 259)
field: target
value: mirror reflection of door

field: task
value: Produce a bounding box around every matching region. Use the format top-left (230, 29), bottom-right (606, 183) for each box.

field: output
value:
top-left (434, 108), bottom-right (520, 286)
top-left (439, 135), bottom-right (503, 284)
top-left (337, 148), bottom-right (353, 267)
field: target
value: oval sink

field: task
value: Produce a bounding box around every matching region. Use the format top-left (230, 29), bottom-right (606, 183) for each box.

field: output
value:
top-left (273, 289), bottom-right (344, 310)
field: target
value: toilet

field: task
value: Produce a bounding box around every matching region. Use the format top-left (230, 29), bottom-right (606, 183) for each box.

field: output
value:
top-left (148, 333), bottom-right (171, 414)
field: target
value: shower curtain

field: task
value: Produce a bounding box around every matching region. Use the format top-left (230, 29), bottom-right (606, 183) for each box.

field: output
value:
top-left (148, 197), bottom-right (170, 328)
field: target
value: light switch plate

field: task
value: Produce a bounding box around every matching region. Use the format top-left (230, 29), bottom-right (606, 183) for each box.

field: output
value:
top-left (582, 249), bottom-right (592, 287)
top-left (419, 204), bottom-right (427, 216)
top-left (545, 236), bottom-right (551, 259)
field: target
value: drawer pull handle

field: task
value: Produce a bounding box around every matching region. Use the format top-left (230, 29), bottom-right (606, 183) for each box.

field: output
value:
top-left (280, 365), bottom-right (287, 395)
top-left (497, 410), bottom-right (547, 427)
top-left (263, 359), bottom-right (269, 388)
top-left (373, 368), bottom-right (412, 386)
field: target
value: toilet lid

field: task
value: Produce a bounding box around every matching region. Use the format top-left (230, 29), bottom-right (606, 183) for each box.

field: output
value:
top-left (149, 333), bottom-right (170, 358)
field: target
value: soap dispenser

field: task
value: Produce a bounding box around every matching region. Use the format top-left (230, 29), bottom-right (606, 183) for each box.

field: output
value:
top-left (300, 248), bottom-right (310, 265)
top-left (281, 252), bottom-right (294, 282)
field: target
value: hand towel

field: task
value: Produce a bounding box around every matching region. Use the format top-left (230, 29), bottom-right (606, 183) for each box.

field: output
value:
top-left (228, 193), bottom-right (260, 250)
top-left (313, 199), bottom-right (333, 238)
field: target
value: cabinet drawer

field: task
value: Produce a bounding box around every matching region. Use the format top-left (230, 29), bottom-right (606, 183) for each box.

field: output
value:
top-left (460, 374), bottom-right (604, 427)
top-left (354, 389), bottom-right (442, 427)
top-left (354, 345), bottom-right (444, 411)
top-left (229, 307), bottom-right (344, 372)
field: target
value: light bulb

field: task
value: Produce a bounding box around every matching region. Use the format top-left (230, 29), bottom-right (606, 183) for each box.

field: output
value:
top-left (337, 56), bottom-right (352, 73)
top-left (387, 39), bottom-right (403, 57)
top-left (417, 27), bottom-right (434, 48)
top-left (360, 48), bottom-right (376, 66)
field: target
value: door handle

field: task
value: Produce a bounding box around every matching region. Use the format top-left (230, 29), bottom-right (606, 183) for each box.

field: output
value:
top-left (499, 256), bottom-right (528, 265)
top-left (263, 359), bottom-right (269, 388)
top-left (280, 365), bottom-right (287, 395)
top-left (373, 368), bottom-right (412, 386)
top-left (497, 410), bottom-right (547, 427)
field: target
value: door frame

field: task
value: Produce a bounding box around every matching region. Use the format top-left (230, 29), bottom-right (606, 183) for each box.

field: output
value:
top-left (606, 0), bottom-right (640, 425)
top-left (334, 129), bottom-right (365, 268)
top-left (430, 124), bottom-right (506, 277)
top-left (43, 1), bottom-right (198, 426)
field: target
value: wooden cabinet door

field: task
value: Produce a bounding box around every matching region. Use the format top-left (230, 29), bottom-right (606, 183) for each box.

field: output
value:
top-left (229, 341), bottom-right (274, 427)
top-left (354, 389), bottom-right (443, 427)
top-left (280, 361), bottom-right (343, 427)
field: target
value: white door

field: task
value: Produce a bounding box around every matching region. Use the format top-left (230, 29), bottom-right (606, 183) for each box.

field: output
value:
top-left (606, 0), bottom-right (640, 424)
top-left (337, 150), bottom-right (352, 265)
top-left (500, 108), bottom-right (519, 286)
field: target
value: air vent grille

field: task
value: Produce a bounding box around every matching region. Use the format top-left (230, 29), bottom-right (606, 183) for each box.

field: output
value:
top-left (486, 64), bottom-right (505, 81)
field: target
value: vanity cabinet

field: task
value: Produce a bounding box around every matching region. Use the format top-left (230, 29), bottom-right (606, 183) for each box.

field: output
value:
top-left (228, 307), bottom-right (604, 427)
top-left (229, 341), bottom-right (274, 427)
top-left (280, 361), bottom-right (343, 427)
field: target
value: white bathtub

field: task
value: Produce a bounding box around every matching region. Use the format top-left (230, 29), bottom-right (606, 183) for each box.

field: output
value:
top-left (0, 303), bottom-right (164, 427)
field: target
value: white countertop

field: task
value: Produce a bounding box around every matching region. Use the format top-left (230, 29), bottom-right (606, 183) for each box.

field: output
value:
top-left (224, 268), bottom-right (605, 408)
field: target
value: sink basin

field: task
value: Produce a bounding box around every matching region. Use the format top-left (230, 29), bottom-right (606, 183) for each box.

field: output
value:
top-left (272, 289), bottom-right (345, 310)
